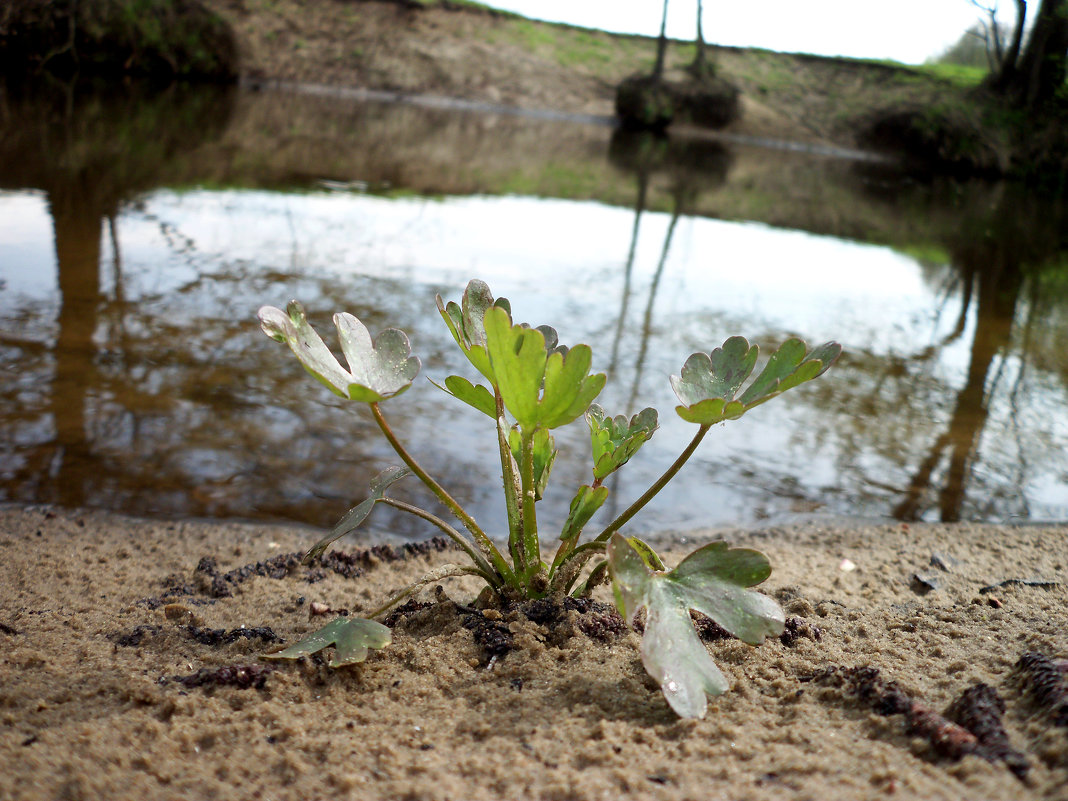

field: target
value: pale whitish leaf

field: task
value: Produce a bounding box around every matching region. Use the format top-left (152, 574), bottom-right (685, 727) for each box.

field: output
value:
top-left (607, 533), bottom-right (784, 719)
top-left (264, 617), bottom-right (391, 667)
top-left (435, 279), bottom-right (510, 383)
top-left (259, 301), bottom-right (420, 402)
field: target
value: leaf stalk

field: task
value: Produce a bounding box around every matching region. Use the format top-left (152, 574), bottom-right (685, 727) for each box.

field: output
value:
top-left (596, 423), bottom-right (711, 542)
top-left (369, 402), bottom-right (514, 584)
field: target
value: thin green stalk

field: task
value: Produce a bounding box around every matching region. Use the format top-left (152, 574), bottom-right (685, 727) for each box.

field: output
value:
top-left (379, 497), bottom-right (496, 583)
top-left (369, 402), bottom-right (514, 585)
top-left (572, 559), bottom-right (609, 598)
top-left (548, 539), bottom-right (606, 595)
top-left (519, 426), bottom-right (541, 583)
top-left (596, 423), bottom-right (711, 542)
top-left (363, 563), bottom-right (491, 620)
top-left (495, 393), bottom-right (525, 575)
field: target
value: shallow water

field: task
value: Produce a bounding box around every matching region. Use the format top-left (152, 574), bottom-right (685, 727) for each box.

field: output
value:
top-left (1, 82), bottom-right (1066, 540)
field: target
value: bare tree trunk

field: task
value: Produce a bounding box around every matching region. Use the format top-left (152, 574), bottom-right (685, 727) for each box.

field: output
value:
top-left (988, 0), bottom-right (1068, 108)
top-left (652, 0), bottom-right (669, 81)
top-left (1003, 0), bottom-right (1028, 71)
top-left (1014, 0), bottom-right (1068, 107)
top-left (987, 0), bottom-right (1028, 89)
top-left (692, 0), bottom-right (708, 74)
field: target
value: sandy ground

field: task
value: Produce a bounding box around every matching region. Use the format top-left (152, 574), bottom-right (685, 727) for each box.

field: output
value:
top-left (2, 505), bottom-right (1066, 800)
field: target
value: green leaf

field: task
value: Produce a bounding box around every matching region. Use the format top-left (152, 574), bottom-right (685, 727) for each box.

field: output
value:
top-left (624, 535), bottom-right (666, 571)
top-left (484, 306), bottom-right (548, 429)
top-left (508, 426), bottom-right (557, 500)
top-left (430, 376), bottom-right (497, 418)
top-left (607, 533), bottom-right (784, 719)
top-left (671, 336), bottom-right (841, 425)
top-left (435, 280), bottom-right (511, 383)
top-left (263, 617), bottom-right (391, 667)
top-left (540, 345), bottom-right (607, 429)
top-left (559, 484), bottom-right (609, 543)
top-left (302, 466), bottom-right (412, 563)
top-left (484, 306), bottom-right (606, 431)
top-left (587, 404), bottom-right (659, 481)
top-left (259, 301), bottom-right (420, 402)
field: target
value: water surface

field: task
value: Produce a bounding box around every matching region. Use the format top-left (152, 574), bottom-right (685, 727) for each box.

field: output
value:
top-left (1, 82), bottom-right (1066, 541)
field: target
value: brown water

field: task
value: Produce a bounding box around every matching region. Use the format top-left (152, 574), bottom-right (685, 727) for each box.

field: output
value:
top-left (1, 81), bottom-right (1066, 540)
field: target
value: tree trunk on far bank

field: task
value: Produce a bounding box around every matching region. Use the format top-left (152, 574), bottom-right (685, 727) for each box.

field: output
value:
top-left (987, 0), bottom-right (1068, 108)
top-left (652, 0), bottom-right (669, 81)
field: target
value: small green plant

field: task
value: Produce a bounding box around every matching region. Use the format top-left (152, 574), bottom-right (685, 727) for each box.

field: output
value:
top-left (258, 279), bottom-right (840, 718)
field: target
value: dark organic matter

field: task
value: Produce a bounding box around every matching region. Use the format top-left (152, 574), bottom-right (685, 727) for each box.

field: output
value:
top-left (462, 612), bottom-right (514, 665)
top-left (945, 683), bottom-right (1029, 779)
top-left (183, 625), bottom-right (281, 647)
top-left (807, 665), bottom-right (1031, 779)
top-left (1016, 651), bottom-right (1068, 727)
top-left (170, 663), bottom-right (273, 690)
top-left (809, 666), bottom-right (980, 758)
top-left (778, 617), bottom-right (822, 648)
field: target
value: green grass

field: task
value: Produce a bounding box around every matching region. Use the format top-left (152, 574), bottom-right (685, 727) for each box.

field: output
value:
top-left (915, 62), bottom-right (988, 87)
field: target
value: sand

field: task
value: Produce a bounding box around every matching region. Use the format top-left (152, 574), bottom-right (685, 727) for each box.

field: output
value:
top-left (2, 505), bottom-right (1066, 800)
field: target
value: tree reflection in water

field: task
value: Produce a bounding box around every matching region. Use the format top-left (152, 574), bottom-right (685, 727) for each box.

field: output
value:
top-left (1, 83), bottom-right (1067, 532)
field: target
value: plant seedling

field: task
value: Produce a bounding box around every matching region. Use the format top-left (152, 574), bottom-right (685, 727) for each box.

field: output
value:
top-left (258, 279), bottom-right (841, 718)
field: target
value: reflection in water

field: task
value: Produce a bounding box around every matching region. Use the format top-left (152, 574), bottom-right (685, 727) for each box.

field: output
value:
top-left (888, 184), bottom-right (1067, 521)
top-left (1, 83), bottom-right (1067, 538)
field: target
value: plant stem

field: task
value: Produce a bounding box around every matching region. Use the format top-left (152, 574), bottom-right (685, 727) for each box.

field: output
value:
top-left (548, 539), bottom-right (606, 595)
top-left (364, 563), bottom-right (490, 619)
top-left (369, 402), bottom-right (514, 584)
top-left (495, 393), bottom-right (524, 575)
top-left (519, 426), bottom-right (541, 584)
top-left (379, 497), bottom-right (496, 582)
top-left (595, 423), bottom-right (711, 542)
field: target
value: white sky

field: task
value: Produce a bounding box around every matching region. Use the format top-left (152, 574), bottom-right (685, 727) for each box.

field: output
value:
top-left (481, 1), bottom-right (1015, 64)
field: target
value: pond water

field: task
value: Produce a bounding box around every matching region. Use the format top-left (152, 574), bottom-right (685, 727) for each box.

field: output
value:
top-left (1, 81), bottom-right (1067, 542)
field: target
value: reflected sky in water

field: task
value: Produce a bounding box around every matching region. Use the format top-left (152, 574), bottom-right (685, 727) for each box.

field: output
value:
top-left (1, 84), bottom-right (1067, 540)
top-left (3, 184), bottom-right (1067, 539)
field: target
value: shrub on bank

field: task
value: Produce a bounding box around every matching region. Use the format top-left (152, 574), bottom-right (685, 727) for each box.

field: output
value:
top-left (0, 0), bottom-right (237, 81)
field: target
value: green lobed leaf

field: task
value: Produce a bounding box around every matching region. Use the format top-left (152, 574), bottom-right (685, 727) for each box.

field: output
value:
top-left (431, 376), bottom-right (497, 418)
top-left (508, 426), bottom-right (557, 500)
top-left (484, 306), bottom-right (606, 431)
top-left (587, 404), bottom-right (659, 481)
top-left (540, 344), bottom-right (607, 430)
top-left (302, 466), bottom-right (412, 563)
top-left (559, 484), bottom-right (610, 543)
top-left (484, 305), bottom-right (548, 429)
top-left (435, 280), bottom-right (511, 383)
top-left (607, 533), bottom-right (784, 719)
top-left (625, 535), bottom-right (666, 571)
top-left (263, 616), bottom-right (391, 667)
top-left (671, 336), bottom-right (841, 426)
top-left (258, 301), bottom-right (420, 402)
